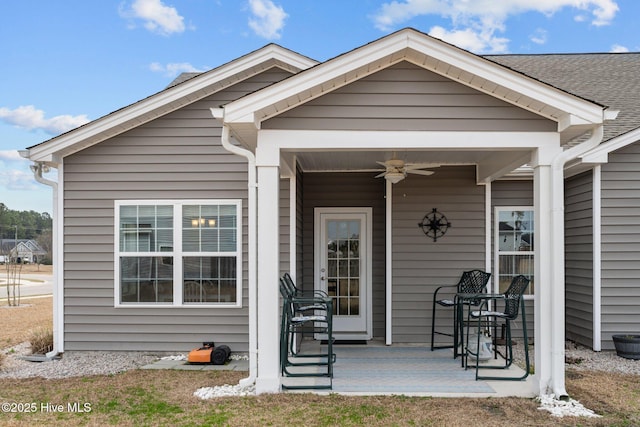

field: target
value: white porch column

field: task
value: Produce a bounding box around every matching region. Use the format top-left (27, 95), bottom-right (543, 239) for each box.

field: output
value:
top-left (532, 144), bottom-right (565, 397)
top-left (533, 160), bottom-right (552, 394)
top-left (255, 144), bottom-right (281, 394)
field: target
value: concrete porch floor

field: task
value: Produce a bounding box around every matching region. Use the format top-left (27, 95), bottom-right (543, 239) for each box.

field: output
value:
top-left (142, 340), bottom-right (537, 397)
top-left (282, 339), bottom-right (537, 397)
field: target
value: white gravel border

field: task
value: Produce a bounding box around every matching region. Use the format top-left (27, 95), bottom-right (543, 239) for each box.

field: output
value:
top-left (537, 394), bottom-right (601, 418)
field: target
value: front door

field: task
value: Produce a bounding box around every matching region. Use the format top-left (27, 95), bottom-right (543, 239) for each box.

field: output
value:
top-left (314, 207), bottom-right (372, 340)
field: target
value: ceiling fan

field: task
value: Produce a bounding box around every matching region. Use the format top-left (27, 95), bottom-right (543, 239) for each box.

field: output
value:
top-left (374, 158), bottom-right (439, 184)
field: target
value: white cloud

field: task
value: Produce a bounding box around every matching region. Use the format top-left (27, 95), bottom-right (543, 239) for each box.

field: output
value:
top-left (0, 168), bottom-right (40, 192)
top-left (0, 150), bottom-right (23, 161)
top-left (429, 26), bottom-right (509, 53)
top-left (247, 0), bottom-right (288, 39)
top-left (371, 0), bottom-right (619, 52)
top-left (530, 28), bottom-right (548, 45)
top-left (120, 0), bottom-right (186, 36)
top-left (0, 153), bottom-right (39, 192)
top-left (149, 62), bottom-right (208, 77)
top-left (610, 44), bottom-right (629, 52)
top-left (0, 105), bottom-right (89, 136)
top-left (590, 0), bottom-right (619, 26)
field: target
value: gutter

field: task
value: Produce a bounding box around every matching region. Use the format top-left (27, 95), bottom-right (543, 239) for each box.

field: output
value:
top-left (210, 108), bottom-right (258, 387)
top-left (19, 155), bottom-right (63, 359)
top-left (549, 124), bottom-right (604, 399)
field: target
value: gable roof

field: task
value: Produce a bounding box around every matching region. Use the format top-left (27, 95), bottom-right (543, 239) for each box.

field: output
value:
top-left (486, 53), bottom-right (640, 144)
top-left (222, 28), bottom-right (608, 147)
top-left (23, 44), bottom-right (318, 166)
top-left (23, 29), bottom-right (624, 167)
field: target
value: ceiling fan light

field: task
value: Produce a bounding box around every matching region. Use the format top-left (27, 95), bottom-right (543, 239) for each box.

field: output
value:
top-left (385, 172), bottom-right (405, 184)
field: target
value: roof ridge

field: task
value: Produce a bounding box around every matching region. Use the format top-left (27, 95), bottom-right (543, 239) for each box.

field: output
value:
top-left (485, 52), bottom-right (640, 57)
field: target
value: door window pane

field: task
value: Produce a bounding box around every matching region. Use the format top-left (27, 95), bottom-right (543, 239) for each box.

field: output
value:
top-left (326, 219), bottom-right (361, 316)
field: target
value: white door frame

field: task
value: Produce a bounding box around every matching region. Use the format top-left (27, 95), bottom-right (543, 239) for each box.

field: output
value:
top-left (314, 207), bottom-right (373, 340)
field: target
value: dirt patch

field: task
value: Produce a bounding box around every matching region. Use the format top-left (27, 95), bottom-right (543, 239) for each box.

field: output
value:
top-left (10, 264), bottom-right (53, 274)
top-left (0, 296), bottom-right (52, 349)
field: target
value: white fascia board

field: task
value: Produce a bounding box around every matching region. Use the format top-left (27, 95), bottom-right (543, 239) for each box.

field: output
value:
top-left (269, 46), bottom-right (319, 70)
top-left (26, 45), bottom-right (317, 164)
top-left (224, 35), bottom-right (410, 124)
top-left (557, 113), bottom-right (593, 132)
top-left (260, 129), bottom-right (558, 151)
top-left (581, 126), bottom-right (640, 163)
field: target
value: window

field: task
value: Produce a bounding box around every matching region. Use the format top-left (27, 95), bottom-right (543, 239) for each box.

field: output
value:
top-left (494, 207), bottom-right (534, 296)
top-left (115, 200), bottom-right (241, 307)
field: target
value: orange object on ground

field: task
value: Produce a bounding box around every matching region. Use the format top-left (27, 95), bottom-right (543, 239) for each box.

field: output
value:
top-left (187, 342), bottom-right (215, 364)
top-left (187, 342), bottom-right (232, 365)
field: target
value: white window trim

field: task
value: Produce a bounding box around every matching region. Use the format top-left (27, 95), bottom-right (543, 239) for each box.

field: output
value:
top-left (114, 199), bottom-right (242, 308)
top-left (494, 206), bottom-right (534, 300)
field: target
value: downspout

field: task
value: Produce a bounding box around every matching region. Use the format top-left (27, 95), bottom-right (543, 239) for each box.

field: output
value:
top-left (385, 179), bottom-right (392, 345)
top-left (210, 108), bottom-right (258, 387)
top-left (21, 158), bottom-right (62, 359)
top-left (592, 165), bottom-right (602, 352)
top-left (549, 124), bottom-right (604, 399)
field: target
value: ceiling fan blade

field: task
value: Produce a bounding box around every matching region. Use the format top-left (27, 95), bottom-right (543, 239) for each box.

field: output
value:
top-left (374, 171), bottom-right (387, 178)
top-left (404, 163), bottom-right (440, 170)
top-left (407, 169), bottom-right (435, 176)
top-left (376, 161), bottom-right (389, 167)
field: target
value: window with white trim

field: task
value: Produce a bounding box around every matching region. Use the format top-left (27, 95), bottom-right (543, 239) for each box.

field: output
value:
top-left (115, 200), bottom-right (242, 307)
top-left (494, 207), bottom-right (534, 296)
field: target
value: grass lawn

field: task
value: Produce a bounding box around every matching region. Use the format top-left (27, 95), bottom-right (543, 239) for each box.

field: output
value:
top-left (1, 294), bottom-right (639, 426)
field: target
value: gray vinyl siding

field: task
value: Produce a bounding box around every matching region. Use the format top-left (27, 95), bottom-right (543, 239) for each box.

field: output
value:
top-left (565, 171), bottom-right (594, 348)
top-left (296, 164), bottom-right (304, 283)
top-left (301, 173), bottom-right (386, 338)
top-left (491, 180), bottom-right (535, 341)
top-left (263, 61), bottom-right (555, 132)
top-left (393, 166), bottom-right (485, 343)
top-left (280, 178), bottom-right (291, 275)
top-left (600, 141), bottom-right (640, 350)
top-left (62, 69), bottom-right (292, 352)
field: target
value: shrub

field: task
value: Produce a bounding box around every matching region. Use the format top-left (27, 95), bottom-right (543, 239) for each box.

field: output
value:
top-left (29, 328), bottom-right (53, 355)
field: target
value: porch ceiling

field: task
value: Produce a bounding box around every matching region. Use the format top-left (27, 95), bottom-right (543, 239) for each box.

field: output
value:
top-left (293, 149), bottom-right (532, 181)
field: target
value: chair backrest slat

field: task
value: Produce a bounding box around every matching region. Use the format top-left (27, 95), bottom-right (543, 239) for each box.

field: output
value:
top-left (282, 273), bottom-right (300, 296)
top-left (503, 275), bottom-right (530, 318)
top-left (457, 269), bottom-right (491, 294)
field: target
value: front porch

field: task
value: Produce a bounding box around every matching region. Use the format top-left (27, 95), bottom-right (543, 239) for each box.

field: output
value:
top-left (282, 340), bottom-right (536, 397)
top-left (217, 29), bottom-right (610, 395)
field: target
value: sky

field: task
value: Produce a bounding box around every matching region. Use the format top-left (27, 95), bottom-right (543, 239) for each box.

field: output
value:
top-left (1, 0), bottom-right (638, 214)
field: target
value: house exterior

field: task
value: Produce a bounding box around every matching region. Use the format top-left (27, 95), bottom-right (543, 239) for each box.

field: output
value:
top-left (0, 239), bottom-right (47, 264)
top-left (21, 28), bottom-right (639, 396)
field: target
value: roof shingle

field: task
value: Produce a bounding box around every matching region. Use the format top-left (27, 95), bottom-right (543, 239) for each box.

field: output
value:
top-left (485, 52), bottom-right (640, 142)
